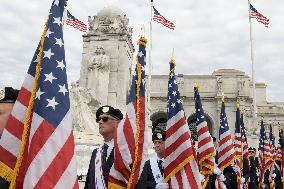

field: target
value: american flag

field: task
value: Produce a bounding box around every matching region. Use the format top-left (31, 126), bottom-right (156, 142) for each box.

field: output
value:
top-left (153, 6), bottom-right (175, 30)
top-left (250, 4), bottom-right (270, 27)
top-left (108, 37), bottom-right (148, 189)
top-left (263, 124), bottom-right (273, 172)
top-left (241, 113), bottom-right (249, 160)
top-left (194, 87), bottom-right (215, 188)
top-left (234, 104), bottom-right (242, 189)
top-left (258, 119), bottom-right (273, 184)
top-left (66, 10), bottom-right (87, 32)
top-left (164, 59), bottom-right (201, 189)
top-left (0, 0), bottom-right (79, 188)
top-left (218, 101), bottom-right (236, 171)
top-left (258, 119), bottom-right (265, 182)
top-left (269, 125), bottom-right (276, 181)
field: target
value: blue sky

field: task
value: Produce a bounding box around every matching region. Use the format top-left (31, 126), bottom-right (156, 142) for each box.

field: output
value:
top-left (0, 0), bottom-right (283, 102)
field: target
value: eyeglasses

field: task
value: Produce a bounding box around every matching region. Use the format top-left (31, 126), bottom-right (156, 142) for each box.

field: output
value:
top-left (96, 117), bottom-right (117, 123)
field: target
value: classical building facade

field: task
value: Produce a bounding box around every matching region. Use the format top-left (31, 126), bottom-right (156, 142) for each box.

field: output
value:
top-left (71, 6), bottom-right (284, 177)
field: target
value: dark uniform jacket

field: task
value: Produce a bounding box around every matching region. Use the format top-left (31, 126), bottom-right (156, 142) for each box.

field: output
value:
top-left (248, 156), bottom-right (259, 189)
top-left (0, 177), bottom-right (9, 189)
top-left (136, 159), bottom-right (164, 189)
top-left (274, 160), bottom-right (283, 189)
top-left (263, 170), bottom-right (270, 189)
top-left (243, 158), bottom-right (250, 184)
top-left (223, 165), bottom-right (237, 189)
top-left (84, 148), bottom-right (114, 189)
top-left (205, 174), bottom-right (217, 189)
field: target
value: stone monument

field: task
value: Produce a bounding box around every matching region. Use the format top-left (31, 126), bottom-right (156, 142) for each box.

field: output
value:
top-left (70, 6), bottom-right (134, 177)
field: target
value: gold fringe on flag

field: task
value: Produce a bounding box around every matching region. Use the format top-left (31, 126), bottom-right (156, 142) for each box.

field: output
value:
top-left (0, 162), bottom-right (13, 182)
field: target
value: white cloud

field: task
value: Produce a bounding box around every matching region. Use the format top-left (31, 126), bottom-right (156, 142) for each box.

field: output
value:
top-left (0, 0), bottom-right (283, 103)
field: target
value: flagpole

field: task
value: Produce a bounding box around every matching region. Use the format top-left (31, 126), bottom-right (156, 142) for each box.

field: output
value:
top-left (62, 1), bottom-right (67, 30)
top-left (147, 0), bottom-right (153, 120)
top-left (247, 0), bottom-right (257, 131)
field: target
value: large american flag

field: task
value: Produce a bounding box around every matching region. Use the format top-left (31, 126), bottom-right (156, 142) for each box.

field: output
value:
top-left (0, 0), bottom-right (79, 188)
top-left (234, 105), bottom-right (242, 189)
top-left (108, 37), bottom-right (148, 189)
top-left (218, 101), bottom-right (236, 171)
top-left (250, 4), bottom-right (270, 27)
top-left (153, 6), bottom-right (175, 30)
top-left (164, 60), bottom-right (201, 189)
top-left (66, 10), bottom-right (87, 32)
top-left (194, 87), bottom-right (215, 188)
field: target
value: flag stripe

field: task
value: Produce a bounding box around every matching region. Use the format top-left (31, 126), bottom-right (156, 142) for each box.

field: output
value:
top-left (17, 87), bottom-right (32, 107)
top-left (0, 146), bottom-right (17, 168)
top-left (11, 101), bottom-right (27, 124)
top-left (0, 130), bottom-right (21, 157)
top-left (33, 133), bottom-right (75, 189)
top-left (23, 112), bottom-right (72, 188)
top-left (27, 121), bottom-right (55, 166)
top-left (54, 155), bottom-right (78, 189)
top-left (5, 116), bottom-right (23, 140)
top-left (28, 113), bottom-right (45, 147)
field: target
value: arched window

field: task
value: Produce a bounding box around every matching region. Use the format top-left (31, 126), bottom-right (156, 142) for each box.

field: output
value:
top-left (187, 113), bottom-right (213, 142)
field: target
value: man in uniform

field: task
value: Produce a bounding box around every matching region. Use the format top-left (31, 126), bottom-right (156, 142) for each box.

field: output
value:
top-left (84, 105), bottom-right (123, 189)
top-left (136, 127), bottom-right (169, 189)
top-left (248, 147), bottom-right (259, 189)
top-left (0, 87), bottom-right (19, 188)
top-left (223, 164), bottom-right (238, 189)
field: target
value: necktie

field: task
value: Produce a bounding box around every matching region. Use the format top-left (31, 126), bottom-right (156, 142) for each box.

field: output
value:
top-left (158, 160), bottom-right (164, 176)
top-left (102, 143), bottom-right (108, 169)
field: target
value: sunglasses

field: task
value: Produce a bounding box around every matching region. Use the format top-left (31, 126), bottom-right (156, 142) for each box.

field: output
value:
top-left (96, 117), bottom-right (116, 123)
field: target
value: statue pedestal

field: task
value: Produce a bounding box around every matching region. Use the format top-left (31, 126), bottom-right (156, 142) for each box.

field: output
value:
top-left (74, 131), bottom-right (103, 175)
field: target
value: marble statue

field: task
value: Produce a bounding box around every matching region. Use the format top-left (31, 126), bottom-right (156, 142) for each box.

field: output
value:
top-left (87, 47), bottom-right (110, 105)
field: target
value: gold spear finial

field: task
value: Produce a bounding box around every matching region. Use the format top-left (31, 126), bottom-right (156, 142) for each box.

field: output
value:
top-left (194, 83), bottom-right (199, 91)
top-left (221, 92), bottom-right (225, 102)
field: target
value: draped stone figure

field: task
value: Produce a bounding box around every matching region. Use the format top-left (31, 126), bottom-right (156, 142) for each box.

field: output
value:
top-left (87, 47), bottom-right (110, 105)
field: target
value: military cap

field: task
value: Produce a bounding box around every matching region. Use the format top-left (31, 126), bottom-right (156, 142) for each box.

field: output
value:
top-left (96, 105), bottom-right (123, 120)
top-left (0, 87), bottom-right (19, 103)
top-left (248, 147), bottom-right (254, 152)
top-left (152, 128), bottom-right (166, 142)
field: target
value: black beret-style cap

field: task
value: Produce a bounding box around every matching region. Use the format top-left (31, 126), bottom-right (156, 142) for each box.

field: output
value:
top-left (248, 147), bottom-right (254, 152)
top-left (0, 87), bottom-right (19, 103)
top-left (96, 105), bottom-right (123, 120)
top-left (152, 128), bottom-right (166, 142)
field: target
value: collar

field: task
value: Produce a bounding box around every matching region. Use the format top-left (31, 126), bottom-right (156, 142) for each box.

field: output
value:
top-left (156, 156), bottom-right (164, 162)
top-left (104, 139), bottom-right (114, 149)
